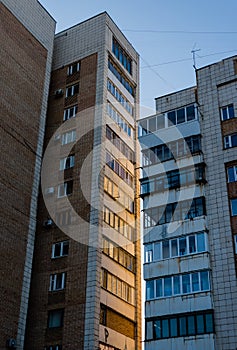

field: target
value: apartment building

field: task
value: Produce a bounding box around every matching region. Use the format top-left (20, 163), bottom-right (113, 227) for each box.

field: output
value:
top-left (139, 56), bottom-right (237, 350)
top-left (0, 0), bottom-right (55, 349)
top-left (24, 12), bottom-right (141, 350)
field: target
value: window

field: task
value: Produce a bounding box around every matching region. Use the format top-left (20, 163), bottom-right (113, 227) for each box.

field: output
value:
top-left (45, 346), bottom-right (62, 350)
top-left (108, 59), bottom-right (134, 96)
top-left (60, 155), bottom-right (75, 170)
top-left (107, 79), bottom-right (133, 116)
top-left (106, 125), bottom-right (134, 163)
top-left (102, 236), bottom-right (135, 272)
top-left (221, 104), bottom-right (235, 121)
top-left (67, 62), bottom-right (80, 75)
top-left (144, 232), bottom-right (207, 263)
top-left (144, 197), bottom-right (206, 228)
top-left (224, 133), bottom-right (237, 149)
top-left (66, 83), bottom-right (79, 97)
top-left (234, 235), bottom-right (237, 254)
top-left (52, 241), bottom-right (69, 258)
top-left (58, 180), bottom-right (73, 198)
top-left (104, 207), bottom-right (134, 241)
top-left (112, 37), bottom-right (132, 74)
top-left (101, 269), bottom-right (134, 304)
top-left (227, 165), bottom-right (237, 182)
top-left (145, 311), bottom-right (214, 340)
top-left (63, 105), bottom-right (78, 121)
top-left (142, 135), bottom-right (202, 166)
top-left (146, 270), bottom-right (210, 300)
top-left (48, 309), bottom-right (64, 328)
top-left (230, 198), bottom-right (237, 216)
top-left (106, 152), bottom-right (133, 187)
top-left (61, 130), bottom-right (76, 145)
top-left (49, 272), bottom-right (66, 291)
top-left (107, 102), bottom-right (133, 137)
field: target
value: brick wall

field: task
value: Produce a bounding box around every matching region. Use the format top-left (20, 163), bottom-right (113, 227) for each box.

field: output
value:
top-left (0, 4), bottom-right (48, 348)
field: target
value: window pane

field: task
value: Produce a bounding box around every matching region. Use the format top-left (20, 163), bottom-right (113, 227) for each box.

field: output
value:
top-left (48, 310), bottom-right (63, 328)
top-left (179, 317), bottom-right (187, 336)
top-left (162, 319), bottom-right (169, 338)
top-left (157, 115), bottom-right (165, 129)
top-left (189, 235), bottom-right (196, 253)
top-left (231, 198), bottom-right (237, 216)
top-left (154, 242), bottom-right (161, 260)
top-left (228, 166), bottom-right (236, 182)
top-left (182, 274), bottom-right (191, 294)
top-left (162, 240), bottom-right (170, 259)
top-left (191, 273), bottom-right (199, 292)
top-left (156, 279), bottom-right (163, 298)
top-left (177, 108), bottom-right (185, 124)
top-left (164, 277), bottom-right (172, 296)
top-left (200, 271), bottom-right (209, 291)
top-left (148, 117), bottom-right (156, 132)
top-left (205, 313), bottom-right (214, 333)
top-left (173, 275), bottom-right (180, 295)
top-left (228, 104), bottom-right (234, 119)
top-left (154, 320), bottom-right (161, 339)
top-left (146, 321), bottom-right (153, 340)
top-left (146, 280), bottom-right (154, 299)
top-left (168, 111), bottom-right (176, 126)
top-left (171, 239), bottom-right (178, 257)
top-left (222, 107), bottom-right (228, 120)
top-left (170, 318), bottom-right (178, 337)
top-left (187, 105), bottom-right (195, 121)
top-left (232, 134), bottom-right (237, 147)
top-left (179, 237), bottom-right (187, 256)
top-left (187, 315), bottom-right (195, 335)
top-left (196, 314), bottom-right (204, 334)
top-left (197, 233), bottom-right (206, 252)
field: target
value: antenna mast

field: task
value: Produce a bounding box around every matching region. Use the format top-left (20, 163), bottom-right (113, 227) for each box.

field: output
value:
top-left (191, 48), bottom-right (201, 70)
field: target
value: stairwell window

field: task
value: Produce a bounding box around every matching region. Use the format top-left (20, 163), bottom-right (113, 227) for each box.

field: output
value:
top-left (66, 83), bottom-right (79, 97)
top-left (63, 105), bottom-right (78, 121)
top-left (58, 180), bottom-right (73, 198)
top-left (61, 130), bottom-right (76, 145)
top-left (48, 309), bottom-right (64, 328)
top-left (227, 165), bottom-right (237, 182)
top-left (230, 198), bottom-right (237, 216)
top-left (224, 133), bottom-right (237, 149)
top-left (60, 155), bottom-right (75, 170)
top-left (67, 62), bottom-right (80, 75)
top-left (49, 272), bottom-right (66, 291)
top-left (52, 241), bottom-right (69, 258)
top-left (221, 104), bottom-right (235, 121)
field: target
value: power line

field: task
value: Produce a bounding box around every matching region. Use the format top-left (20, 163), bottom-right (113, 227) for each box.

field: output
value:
top-left (141, 49), bottom-right (237, 68)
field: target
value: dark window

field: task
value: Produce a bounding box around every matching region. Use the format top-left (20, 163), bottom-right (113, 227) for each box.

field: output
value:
top-left (48, 309), bottom-right (64, 328)
top-left (112, 37), bottom-right (132, 74)
top-left (221, 104), bottom-right (235, 121)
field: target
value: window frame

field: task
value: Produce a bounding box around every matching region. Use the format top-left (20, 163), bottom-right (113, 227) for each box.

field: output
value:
top-left (52, 241), bottom-right (69, 259)
top-left (220, 104), bottom-right (235, 121)
top-left (49, 272), bottom-right (66, 292)
top-left (48, 309), bottom-right (64, 328)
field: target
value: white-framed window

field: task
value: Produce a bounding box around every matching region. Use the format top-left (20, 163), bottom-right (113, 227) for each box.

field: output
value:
top-left (230, 198), bottom-right (237, 216)
top-left (66, 83), bottom-right (79, 97)
top-left (61, 130), bottom-right (76, 145)
top-left (67, 62), bottom-right (80, 75)
top-left (224, 133), bottom-right (237, 149)
top-left (221, 104), bottom-right (235, 121)
top-left (48, 309), bottom-right (64, 328)
top-left (63, 105), bottom-right (78, 121)
top-left (60, 155), bottom-right (75, 170)
top-left (146, 270), bottom-right (210, 300)
top-left (52, 241), bottom-right (69, 258)
top-left (58, 180), bottom-right (73, 198)
top-left (49, 272), bottom-right (66, 291)
top-left (144, 232), bottom-right (207, 263)
top-left (227, 165), bottom-right (237, 182)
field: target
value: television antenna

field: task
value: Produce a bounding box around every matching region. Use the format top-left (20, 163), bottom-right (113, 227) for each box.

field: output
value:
top-left (191, 44), bottom-right (201, 69)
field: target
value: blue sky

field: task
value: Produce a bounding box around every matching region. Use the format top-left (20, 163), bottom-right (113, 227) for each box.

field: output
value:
top-left (40, 0), bottom-right (237, 110)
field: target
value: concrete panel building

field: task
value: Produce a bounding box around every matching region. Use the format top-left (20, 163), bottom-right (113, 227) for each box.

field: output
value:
top-left (0, 0), bottom-right (55, 349)
top-left (24, 12), bottom-right (141, 350)
top-left (139, 56), bottom-right (237, 350)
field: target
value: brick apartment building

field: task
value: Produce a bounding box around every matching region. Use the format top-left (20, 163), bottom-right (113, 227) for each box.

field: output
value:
top-left (139, 56), bottom-right (237, 350)
top-left (0, 1), bottom-right (141, 350)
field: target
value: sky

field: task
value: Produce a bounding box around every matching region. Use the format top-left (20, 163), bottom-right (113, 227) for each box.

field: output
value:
top-left (40, 0), bottom-right (237, 112)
